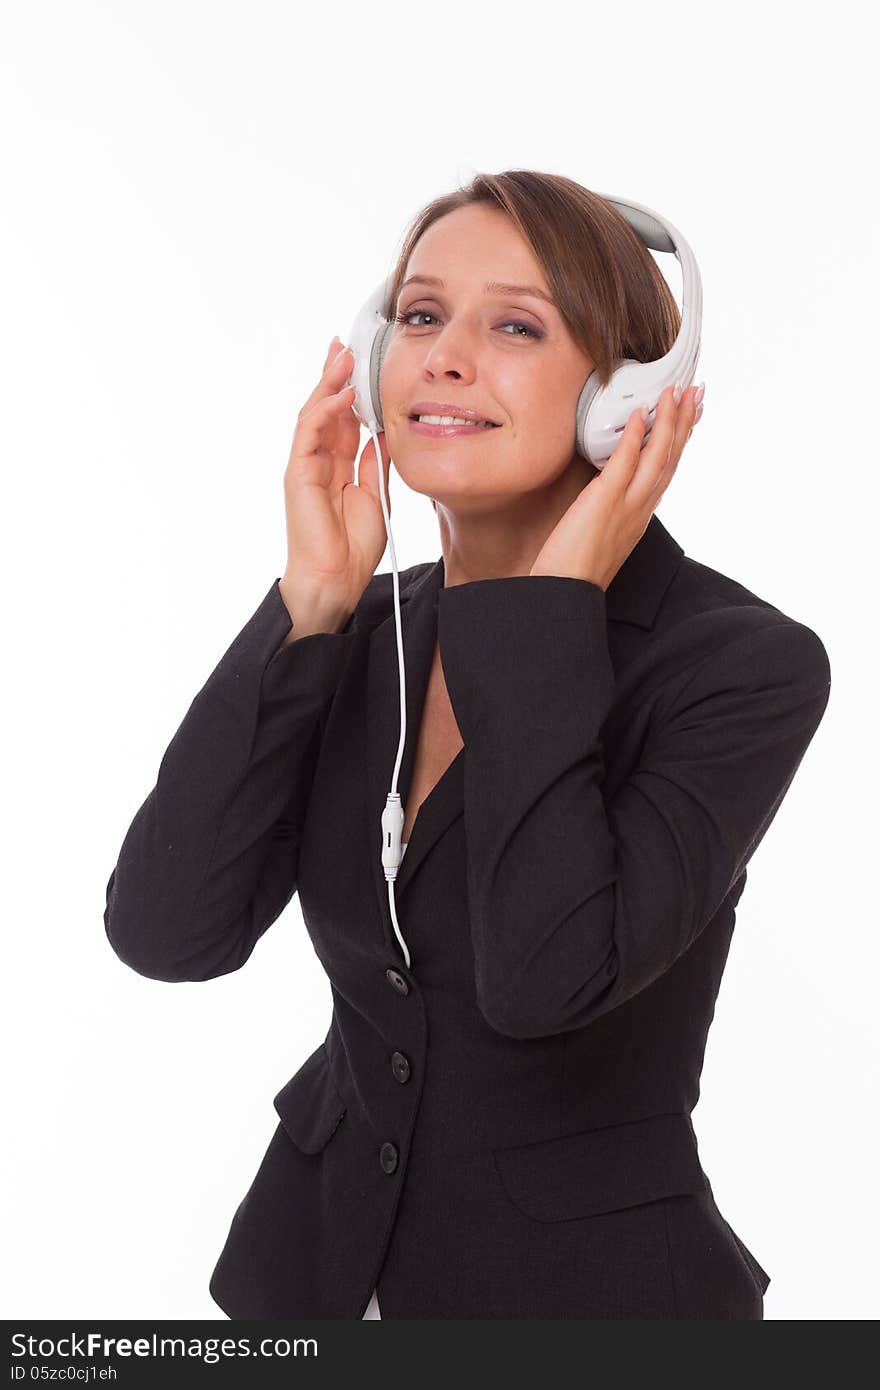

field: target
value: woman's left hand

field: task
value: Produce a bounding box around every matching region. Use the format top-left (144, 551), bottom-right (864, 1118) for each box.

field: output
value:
top-left (529, 382), bottom-right (704, 589)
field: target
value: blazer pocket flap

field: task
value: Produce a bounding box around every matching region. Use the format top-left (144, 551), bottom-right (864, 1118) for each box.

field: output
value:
top-left (273, 1043), bottom-right (347, 1154)
top-left (493, 1111), bottom-right (709, 1222)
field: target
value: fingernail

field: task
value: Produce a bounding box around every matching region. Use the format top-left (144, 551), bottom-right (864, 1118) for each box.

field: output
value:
top-left (672, 381), bottom-right (683, 405)
top-left (333, 344), bottom-right (349, 363)
top-left (695, 402), bottom-right (704, 422)
top-left (694, 382), bottom-right (705, 406)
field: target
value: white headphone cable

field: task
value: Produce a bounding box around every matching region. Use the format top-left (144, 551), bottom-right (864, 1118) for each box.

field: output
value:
top-left (368, 424), bottom-right (412, 969)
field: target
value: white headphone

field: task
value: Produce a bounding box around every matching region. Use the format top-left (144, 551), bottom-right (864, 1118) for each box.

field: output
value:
top-left (345, 191), bottom-right (703, 969)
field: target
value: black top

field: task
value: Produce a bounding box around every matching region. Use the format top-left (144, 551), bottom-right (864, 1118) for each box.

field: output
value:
top-left (104, 514), bottom-right (831, 1318)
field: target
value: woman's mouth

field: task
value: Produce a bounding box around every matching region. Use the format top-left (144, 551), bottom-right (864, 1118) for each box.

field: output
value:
top-left (409, 414), bottom-right (501, 438)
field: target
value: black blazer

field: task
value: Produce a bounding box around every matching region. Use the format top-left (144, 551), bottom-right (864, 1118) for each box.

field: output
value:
top-left (103, 514), bottom-right (831, 1320)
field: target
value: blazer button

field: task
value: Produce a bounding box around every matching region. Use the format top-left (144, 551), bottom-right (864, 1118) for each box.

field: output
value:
top-left (385, 967), bottom-right (410, 996)
top-left (391, 1051), bottom-right (411, 1083)
top-left (379, 1141), bottom-right (399, 1174)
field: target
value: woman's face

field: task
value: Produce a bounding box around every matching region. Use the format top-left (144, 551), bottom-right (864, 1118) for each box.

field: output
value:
top-left (379, 203), bottom-right (596, 519)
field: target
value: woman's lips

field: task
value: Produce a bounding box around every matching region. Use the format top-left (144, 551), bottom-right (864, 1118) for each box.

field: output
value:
top-left (408, 418), bottom-right (501, 438)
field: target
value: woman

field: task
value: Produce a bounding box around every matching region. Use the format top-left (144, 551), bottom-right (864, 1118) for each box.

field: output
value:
top-left (104, 172), bottom-right (831, 1319)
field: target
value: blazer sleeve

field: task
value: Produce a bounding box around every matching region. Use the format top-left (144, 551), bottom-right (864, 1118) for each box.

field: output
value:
top-left (437, 574), bottom-right (832, 1039)
top-left (104, 579), bottom-right (358, 983)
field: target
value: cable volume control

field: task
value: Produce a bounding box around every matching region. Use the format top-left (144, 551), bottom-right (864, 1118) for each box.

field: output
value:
top-left (382, 795), bottom-right (405, 879)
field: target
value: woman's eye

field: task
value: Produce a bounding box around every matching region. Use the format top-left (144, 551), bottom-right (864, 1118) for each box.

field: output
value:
top-left (393, 309), bottom-right (541, 340)
top-left (395, 309), bottom-right (434, 328)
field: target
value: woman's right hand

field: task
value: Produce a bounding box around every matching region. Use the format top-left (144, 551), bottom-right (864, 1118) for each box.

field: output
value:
top-left (280, 335), bottom-right (393, 631)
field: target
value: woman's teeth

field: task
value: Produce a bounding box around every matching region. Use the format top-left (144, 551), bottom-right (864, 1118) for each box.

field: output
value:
top-left (415, 414), bottom-right (497, 427)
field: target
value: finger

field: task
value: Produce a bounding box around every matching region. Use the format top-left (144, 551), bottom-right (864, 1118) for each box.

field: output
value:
top-left (300, 343), bottom-right (353, 417)
top-left (602, 402), bottom-right (655, 492)
top-left (295, 383), bottom-right (357, 453)
top-left (625, 384), bottom-right (683, 505)
top-left (324, 343), bottom-right (352, 379)
top-left (671, 383), bottom-right (699, 456)
top-left (651, 384), bottom-right (699, 496)
top-left (301, 349), bottom-right (354, 418)
top-left (686, 396), bottom-right (704, 441)
top-left (646, 385), bottom-right (701, 511)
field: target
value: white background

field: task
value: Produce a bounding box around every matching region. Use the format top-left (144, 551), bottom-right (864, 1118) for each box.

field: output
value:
top-left (2, 0), bottom-right (876, 1322)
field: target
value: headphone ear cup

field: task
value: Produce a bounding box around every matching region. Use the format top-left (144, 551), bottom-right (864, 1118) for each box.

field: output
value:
top-left (578, 359), bottom-right (654, 469)
top-left (347, 275), bottom-right (395, 433)
top-left (372, 318), bottom-right (395, 431)
top-left (575, 369), bottom-right (603, 463)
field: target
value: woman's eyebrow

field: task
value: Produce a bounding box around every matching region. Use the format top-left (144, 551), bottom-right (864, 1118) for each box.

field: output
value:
top-left (399, 274), bottom-right (556, 307)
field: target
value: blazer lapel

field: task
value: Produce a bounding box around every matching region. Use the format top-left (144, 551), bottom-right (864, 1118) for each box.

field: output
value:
top-left (604, 513), bottom-right (685, 628)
